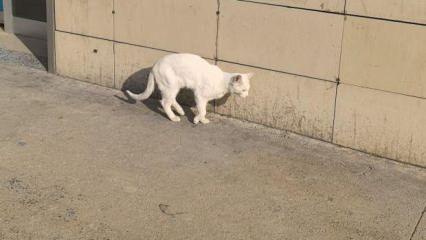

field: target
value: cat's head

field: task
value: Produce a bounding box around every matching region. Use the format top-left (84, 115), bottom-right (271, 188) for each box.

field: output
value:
top-left (230, 73), bottom-right (253, 98)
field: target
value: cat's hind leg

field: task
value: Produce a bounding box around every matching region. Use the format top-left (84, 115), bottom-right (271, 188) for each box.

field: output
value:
top-left (194, 96), bottom-right (210, 124)
top-left (161, 90), bottom-right (181, 122)
top-left (172, 100), bottom-right (185, 116)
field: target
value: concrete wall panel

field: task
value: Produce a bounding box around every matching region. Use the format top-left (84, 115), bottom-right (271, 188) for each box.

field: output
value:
top-left (115, 44), bottom-right (169, 90)
top-left (55, 0), bottom-right (114, 39)
top-left (250, 0), bottom-right (345, 12)
top-left (341, 17), bottom-right (426, 98)
top-left (218, 0), bottom-right (344, 81)
top-left (114, 0), bottom-right (217, 59)
top-left (216, 62), bottom-right (336, 141)
top-left (334, 84), bottom-right (426, 166)
top-left (346, 0), bottom-right (426, 24)
top-left (55, 32), bottom-right (114, 88)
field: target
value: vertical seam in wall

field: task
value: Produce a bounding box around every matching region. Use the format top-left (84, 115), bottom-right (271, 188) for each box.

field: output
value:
top-left (47, 0), bottom-right (56, 73)
top-left (214, 0), bottom-right (221, 113)
top-left (215, 0), bottom-right (220, 64)
top-left (112, 0), bottom-right (116, 89)
top-left (53, 0), bottom-right (57, 72)
top-left (331, 3), bottom-right (347, 143)
top-left (343, 0), bottom-right (347, 14)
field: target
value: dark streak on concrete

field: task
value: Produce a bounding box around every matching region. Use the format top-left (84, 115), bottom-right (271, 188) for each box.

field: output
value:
top-left (410, 206), bottom-right (426, 240)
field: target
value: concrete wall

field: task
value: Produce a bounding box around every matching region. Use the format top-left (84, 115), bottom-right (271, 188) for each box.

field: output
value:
top-left (53, 0), bottom-right (426, 167)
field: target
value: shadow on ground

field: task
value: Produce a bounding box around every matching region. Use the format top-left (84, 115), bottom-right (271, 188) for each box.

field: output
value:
top-left (16, 34), bottom-right (48, 70)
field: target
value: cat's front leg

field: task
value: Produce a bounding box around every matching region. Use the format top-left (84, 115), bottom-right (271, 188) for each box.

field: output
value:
top-left (194, 97), bottom-right (209, 124)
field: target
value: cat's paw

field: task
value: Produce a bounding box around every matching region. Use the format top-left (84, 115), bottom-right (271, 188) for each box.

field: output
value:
top-left (170, 116), bottom-right (181, 122)
top-left (200, 118), bottom-right (210, 124)
top-left (176, 109), bottom-right (185, 116)
top-left (193, 117), bottom-right (200, 124)
top-left (194, 116), bottom-right (210, 124)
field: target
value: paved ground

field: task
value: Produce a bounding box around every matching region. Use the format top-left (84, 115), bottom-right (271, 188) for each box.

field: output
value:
top-left (0, 26), bottom-right (47, 70)
top-left (0, 62), bottom-right (425, 240)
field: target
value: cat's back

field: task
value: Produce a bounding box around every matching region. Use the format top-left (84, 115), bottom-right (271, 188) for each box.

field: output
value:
top-left (157, 53), bottom-right (209, 69)
top-left (153, 53), bottom-right (221, 88)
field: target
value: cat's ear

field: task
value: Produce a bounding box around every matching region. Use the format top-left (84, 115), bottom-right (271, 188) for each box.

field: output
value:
top-left (246, 72), bottom-right (254, 79)
top-left (232, 75), bottom-right (242, 83)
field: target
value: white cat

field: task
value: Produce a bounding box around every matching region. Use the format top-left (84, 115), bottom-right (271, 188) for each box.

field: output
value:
top-left (126, 53), bottom-right (253, 124)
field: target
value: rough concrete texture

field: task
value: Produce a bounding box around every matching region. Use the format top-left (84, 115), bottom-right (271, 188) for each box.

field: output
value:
top-left (55, 31), bottom-right (114, 88)
top-left (55, 0), bottom-right (114, 40)
top-left (341, 16), bottom-right (426, 99)
top-left (216, 61), bottom-right (336, 141)
top-left (334, 84), bottom-right (426, 167)
top-left (346, 0), bottom-right (426, 24)
top-left (114, 43), bottom-right (172, 90)
top-left (218, 0), bottom-right (343, 81)
top-left (0, 48), bottom-right (46, 71)
top-left (0, 62), bottom-right (425, 240)
top-left (114, 0), bottom-right (217, 59)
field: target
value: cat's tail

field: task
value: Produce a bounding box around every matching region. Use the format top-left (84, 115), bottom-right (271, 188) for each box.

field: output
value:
top-left (126, 73), bottom-right (155, 101)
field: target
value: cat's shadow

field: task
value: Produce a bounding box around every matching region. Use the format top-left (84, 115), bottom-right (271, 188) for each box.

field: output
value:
top-left (115, 67), bottom-right (215, 122)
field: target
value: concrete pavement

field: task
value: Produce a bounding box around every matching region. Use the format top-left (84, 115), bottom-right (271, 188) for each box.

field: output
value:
top-left (0, 62), bottom-right (425, 240)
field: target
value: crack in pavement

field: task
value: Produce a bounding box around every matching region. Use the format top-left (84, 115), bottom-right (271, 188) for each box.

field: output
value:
top-left (409, 205), bottom-right (426, 240)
